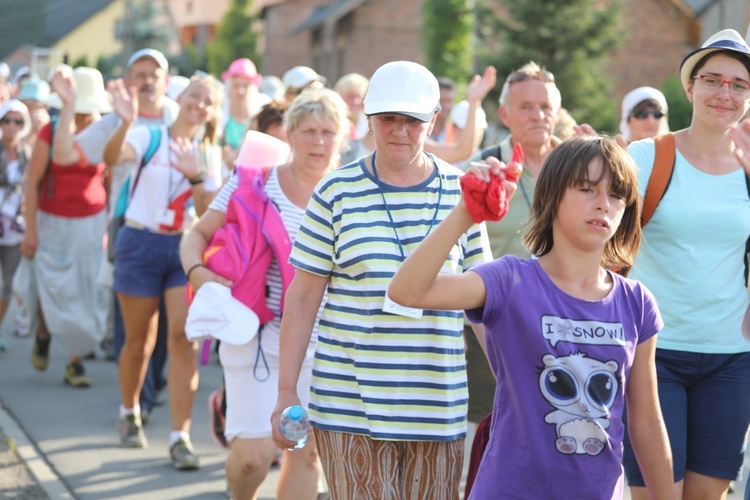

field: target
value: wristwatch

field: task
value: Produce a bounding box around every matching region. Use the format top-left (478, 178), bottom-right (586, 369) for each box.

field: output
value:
top-left (189, 172), bottom-right (206, 185)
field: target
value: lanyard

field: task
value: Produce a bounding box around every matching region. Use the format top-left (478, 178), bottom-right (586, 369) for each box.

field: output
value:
top-left (372, 151), bottom-right (442, 260)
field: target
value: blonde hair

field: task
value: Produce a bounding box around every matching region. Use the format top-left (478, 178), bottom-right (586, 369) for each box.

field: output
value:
top-left (522, 136), bottom-right (641, 269)
top-left (284, 87), bottom-right (349, 139)
top-left (334, 73), bottom-right (369, 97)
top-left (182, 74), bottom-right (225, 147)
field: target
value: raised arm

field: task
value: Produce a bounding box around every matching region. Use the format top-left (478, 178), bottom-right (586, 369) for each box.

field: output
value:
top-left (49, 69), bottom-right (82, 165)
top-left (270, 269), bottom-right (328, 450)
top-left (169, 137), bottom-right (217, 216)
top-left (103, 79), bottom-right (138, 166)
top-left (729, 118), bottom-right (750, 176)
top-left (424, 66), bottom-right (496, 163)
top-left (624, 336), bottom-right (674, 499)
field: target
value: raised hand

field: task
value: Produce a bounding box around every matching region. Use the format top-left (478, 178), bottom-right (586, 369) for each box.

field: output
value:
top-left (107, 79), bottom-right (138, 124)
top-left (729, 119), bottom-right (750, 176)
top-left (169, 137), bottom-right (203, 180)
top-left (466, 66), bottom-right (497, 102)
top-left (50, 68), bottom-right (77, 106)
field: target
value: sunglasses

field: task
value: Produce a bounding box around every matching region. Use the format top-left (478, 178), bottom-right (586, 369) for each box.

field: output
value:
top-left (0, 117), bottom-right (24, 126)
top-left (631, 109), bottom-right (664, 120)
top-left (507, 69), bottom-right (556, 84)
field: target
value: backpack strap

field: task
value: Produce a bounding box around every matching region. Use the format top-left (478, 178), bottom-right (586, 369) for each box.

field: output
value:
top-left (641, 132), bottom-right (675, 227)
top-left (130, 126), bottom-right (162, 195)
top-left (480, 144), bottom-right (502, 162)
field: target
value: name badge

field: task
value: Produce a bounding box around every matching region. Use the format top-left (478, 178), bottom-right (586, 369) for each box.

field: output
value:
top-left (154, 208), bottom-right (176, 226)
top-left (382, 294), bottom-right (423, 319)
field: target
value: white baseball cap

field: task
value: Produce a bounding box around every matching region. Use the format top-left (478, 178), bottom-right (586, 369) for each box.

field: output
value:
top-left (363, 61), bottom-right (440, 122)
top-left (185, 282), bottom-right (260, 345)
top-left (127, 48), bottom-right (169, 72)
top-left (282, 66), bottom-right (326, 90)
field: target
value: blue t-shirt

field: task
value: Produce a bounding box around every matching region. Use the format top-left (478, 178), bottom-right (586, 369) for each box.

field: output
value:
top-left (466, 256), bottom-right (662, 500)
top-left (628, 139), bottom-right (750, 353)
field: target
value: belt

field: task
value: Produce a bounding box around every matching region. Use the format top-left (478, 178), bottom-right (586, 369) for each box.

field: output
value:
top-left (124, 219), bottom-right (183, 236)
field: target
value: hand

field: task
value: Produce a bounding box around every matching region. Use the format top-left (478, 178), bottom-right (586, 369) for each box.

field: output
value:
top-left (107, 79), bottom-right (138, 124)
top-left (169, 137), bottom-right (202, 179)
top-left (572, 123), bottom-right (598, 137)
top-left (20, 231), bottom-right (38, 259)
top-left (221, 145), bottom-right (239, 168)
top-left (466, 66), bottom-right (497, 103)
top-left (271, 391), bottom-right (303, 450)
top-left (729, 119), bottom-right (750, 176)
top-left (189, 265), bottom-right (233, 291)
top-left (50, 69), bottom-right (76, 106)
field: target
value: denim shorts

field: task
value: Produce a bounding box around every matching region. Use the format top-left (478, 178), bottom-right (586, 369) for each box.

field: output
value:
top-left (113, 225), bottom-right (186, 297)
top-left (622, 348), bottom-right (750, 485)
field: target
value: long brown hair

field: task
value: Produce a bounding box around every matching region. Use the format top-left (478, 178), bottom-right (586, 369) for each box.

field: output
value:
top-left (522, 136), bottom-right (641, 268)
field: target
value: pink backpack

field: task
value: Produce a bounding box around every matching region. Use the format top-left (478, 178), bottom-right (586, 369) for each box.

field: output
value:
top-left (188, 166), bottom-right (295, 325)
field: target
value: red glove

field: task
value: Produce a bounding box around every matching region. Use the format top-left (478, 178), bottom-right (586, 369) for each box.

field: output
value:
top-left (460, 144), bottom-right (524, 223)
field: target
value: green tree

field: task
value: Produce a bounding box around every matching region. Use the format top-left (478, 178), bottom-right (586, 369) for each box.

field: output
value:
top-left (422, 0), bottom-right (474, 85)
top-left (661, 75), bottom-right (692, 131)
top-left (475, 0), bottom-right (624, 132)
top-left (205, 0), bottom-right (262, 78)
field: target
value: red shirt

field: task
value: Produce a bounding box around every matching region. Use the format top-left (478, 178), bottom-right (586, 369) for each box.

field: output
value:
top-left (37, 122), bottom-right (106, 217)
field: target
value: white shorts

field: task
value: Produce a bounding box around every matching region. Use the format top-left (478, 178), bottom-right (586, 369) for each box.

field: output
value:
top-left (219, 327), bottom-right (315, 442)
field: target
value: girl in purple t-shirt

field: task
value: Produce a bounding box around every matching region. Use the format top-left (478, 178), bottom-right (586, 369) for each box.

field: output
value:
top-left (389, 136), bottom-right (673, 499)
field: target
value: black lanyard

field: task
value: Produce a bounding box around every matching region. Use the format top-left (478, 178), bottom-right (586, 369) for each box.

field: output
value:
top-left (372, 151), bottom-right (443, 260)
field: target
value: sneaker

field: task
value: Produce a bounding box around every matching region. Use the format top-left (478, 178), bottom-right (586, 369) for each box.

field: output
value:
top-left (119, 414), bottom-right (148, 448)
top-left (208, 390), bottom-right (228, 448)
top-left (170, 438), bottom-right (200, 471)
top-left (64, 361), bottom-right (91, 388)
top-left (141, 407), bottom-right (151, 426)
top-left (31, 336), bottom-right (51, 371)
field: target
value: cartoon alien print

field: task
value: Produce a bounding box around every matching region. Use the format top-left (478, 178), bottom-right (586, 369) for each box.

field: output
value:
top-left (539, 352), bottom-right (620, 456)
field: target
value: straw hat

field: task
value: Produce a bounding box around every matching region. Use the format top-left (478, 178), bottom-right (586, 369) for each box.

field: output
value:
top-left (679, 29), bottom-right (750, 91)
top-left (45, 67), bottom-right (112, 114)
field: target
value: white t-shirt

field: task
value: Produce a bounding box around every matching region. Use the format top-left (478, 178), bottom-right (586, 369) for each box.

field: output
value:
top-left (0, 159), bottom-right (24, 246)
top-left (124, 124), bottom-right (220, 231)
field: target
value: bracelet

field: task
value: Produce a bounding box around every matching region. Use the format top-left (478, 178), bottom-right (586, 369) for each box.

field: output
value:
top-left (189, 172), bottom-right (206, 185)
top-left (185, 263), bottom-right (207, 281)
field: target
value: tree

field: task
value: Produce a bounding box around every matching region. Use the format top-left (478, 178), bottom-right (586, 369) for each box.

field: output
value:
top-left (475, 0), bottom-right (624, 132)
top-left (661, 75), bottom-right (692, 131)
top-left (205, 0), bottom-right (262, 78)
top-left (422, 0), bottom-right (474, 85)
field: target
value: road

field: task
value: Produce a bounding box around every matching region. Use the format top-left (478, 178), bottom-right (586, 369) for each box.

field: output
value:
top-left (0, 309), bottom-right (748, 499)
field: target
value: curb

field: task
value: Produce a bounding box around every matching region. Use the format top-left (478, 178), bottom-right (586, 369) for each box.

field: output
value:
top-left (0, 402), bottom-right (75, 499)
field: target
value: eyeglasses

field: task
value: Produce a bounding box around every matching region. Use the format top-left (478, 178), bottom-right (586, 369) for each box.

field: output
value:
top-left (631, 109), bottom-right (664, 120)
top-left (507, 69), bottom-right (556, 84)
top-left (692, 74), bottom-right (750, 96)
top-left (0, 117), bottom-right (23, 126)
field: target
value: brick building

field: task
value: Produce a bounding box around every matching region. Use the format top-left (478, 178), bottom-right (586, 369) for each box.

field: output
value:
top-left (261, 0), bottom-right (423, 84)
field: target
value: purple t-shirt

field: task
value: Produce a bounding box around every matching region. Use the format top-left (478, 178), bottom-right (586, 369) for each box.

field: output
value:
top-left (466, 256), bottom-right (662, 500)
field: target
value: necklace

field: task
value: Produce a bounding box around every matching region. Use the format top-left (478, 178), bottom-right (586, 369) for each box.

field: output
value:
top-left (373, 155), bottom-right (429, 186)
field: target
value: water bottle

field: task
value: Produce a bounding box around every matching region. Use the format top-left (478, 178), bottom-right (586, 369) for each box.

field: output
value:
top-left (280, 405), bottom-right (308, 450)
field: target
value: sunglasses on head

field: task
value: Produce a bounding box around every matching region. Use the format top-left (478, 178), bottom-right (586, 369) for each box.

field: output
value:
top-left (631, 109), bottom-right (664, 120)
top-left (0, 117), bottom-right (23, 126)
top-left (507, 69), bottom-right (556, 84)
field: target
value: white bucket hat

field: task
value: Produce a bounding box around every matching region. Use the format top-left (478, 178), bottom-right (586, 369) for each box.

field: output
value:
top-left (0, 99), bottom-right (32, 139)
top-left (679, 29), bottom-right (750, 91)
top-left (363, 61), bottom-right (440, 122)
top-left (185, 282), bottom-right (260, 345)
top-left (45, 67), bottom-right (112, 114)
top-left (618, 86), bottom-right (669, 140)
top-left (449, 100), bottom-right (488, 130)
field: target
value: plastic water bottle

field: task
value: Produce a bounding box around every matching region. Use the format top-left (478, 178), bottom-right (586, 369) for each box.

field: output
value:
top-left (280, 405), bottom-right (308, 450)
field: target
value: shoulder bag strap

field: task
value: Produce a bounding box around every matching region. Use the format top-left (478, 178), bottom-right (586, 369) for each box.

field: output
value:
top-left (641, 132), bottom-right (675, 227)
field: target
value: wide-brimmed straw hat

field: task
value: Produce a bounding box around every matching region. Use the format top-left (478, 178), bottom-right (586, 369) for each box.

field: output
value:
top-left (679, 29), bottom-right (750, 91)
top-left (45, 67), bottom-right (112, 114)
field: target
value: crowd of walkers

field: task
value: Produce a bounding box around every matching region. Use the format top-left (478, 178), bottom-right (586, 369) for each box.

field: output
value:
top-left (0, 26), bottom-right (750, 500)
